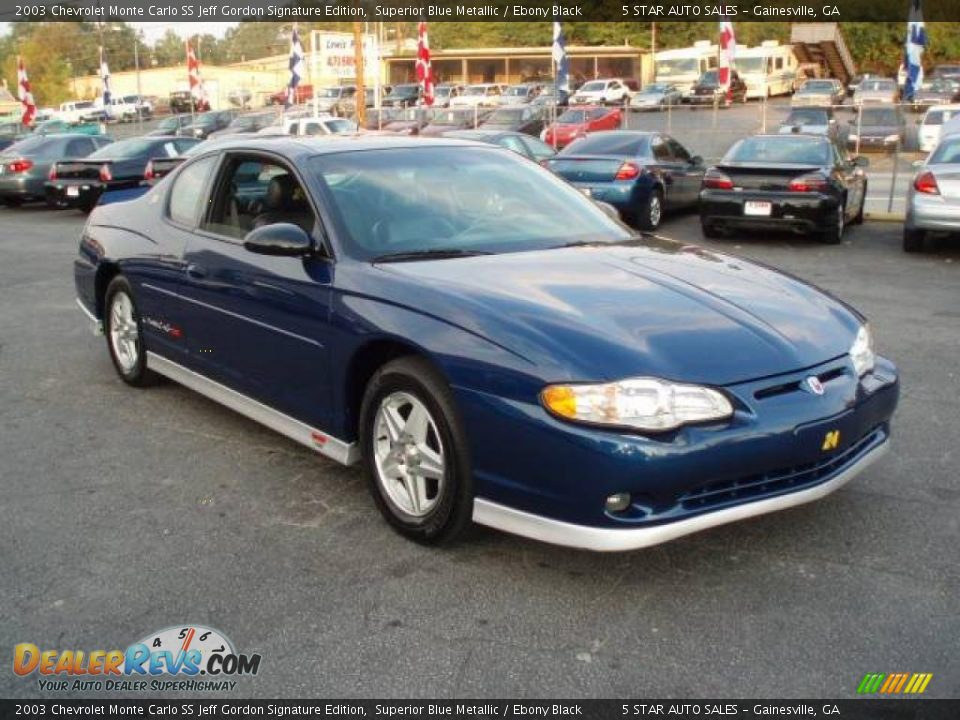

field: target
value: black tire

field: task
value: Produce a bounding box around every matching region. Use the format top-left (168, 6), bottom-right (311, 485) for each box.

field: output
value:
top-left (852, 183), bottom-right (866, 225)
top-left (359, 356), bottom-right (473, 546)
top-left (903, 227), bottom-right (926, 253)
top-left (701, 221), bottom-right (723, 239)
top-left (636, 188), bottom-right (664, 231)
top-left (819, 201), bottom-right (845, 244)
top-left (77, 199), bottom-right (96, 214)
top-left (104, 275), bottom-right (158, 387)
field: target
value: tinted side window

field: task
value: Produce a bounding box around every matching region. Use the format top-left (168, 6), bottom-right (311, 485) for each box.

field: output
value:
top-left (168, 156), bottom-right (217, 226)
top-left (497, 135), bottom-right (528, 156)
top-left (667, 138), bottom-right (690, 162)
top-left (651, 136), bottom-right (671, 161)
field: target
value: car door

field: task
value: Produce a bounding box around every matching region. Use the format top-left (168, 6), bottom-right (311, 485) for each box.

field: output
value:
top-left (832, 142), bottom-right (866, 221)
top-left (664, 136), bottom-right (704, 206)
top-left (647, 134), bottom-right (688, 209)
top-left (178, 151), bottom-right (336, 430)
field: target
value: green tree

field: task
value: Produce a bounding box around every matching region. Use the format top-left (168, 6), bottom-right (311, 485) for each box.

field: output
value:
top-left (3, 24), bottom-right (72, 107)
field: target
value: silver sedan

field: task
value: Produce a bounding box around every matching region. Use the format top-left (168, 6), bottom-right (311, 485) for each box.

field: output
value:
top-left (904, 133), bottom-right (960, 251)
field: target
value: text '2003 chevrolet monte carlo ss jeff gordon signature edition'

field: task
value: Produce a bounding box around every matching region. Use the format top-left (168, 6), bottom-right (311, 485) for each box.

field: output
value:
top-left (74, 136), bottom-right (899, 551)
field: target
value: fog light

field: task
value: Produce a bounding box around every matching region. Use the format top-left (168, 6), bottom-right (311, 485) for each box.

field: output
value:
top-left (605, 493), bottom-right (631, 513)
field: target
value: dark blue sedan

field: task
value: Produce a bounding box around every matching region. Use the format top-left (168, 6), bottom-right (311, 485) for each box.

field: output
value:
top-left (73, 136), bottom-right (899, 551)
top-left (545, 131), bottom-right (706, 231)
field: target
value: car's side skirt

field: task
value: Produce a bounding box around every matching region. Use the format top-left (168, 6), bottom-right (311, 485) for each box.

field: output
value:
top-left (145, 351), bottom-right (360, 466)
top-left (472, 439), bottom-right (889, 552)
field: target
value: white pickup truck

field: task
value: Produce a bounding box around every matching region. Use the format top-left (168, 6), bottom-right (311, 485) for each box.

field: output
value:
top-left (55, 101), bottom-right (108, 125)
top-left (105, 95), bottom-right (154, 122)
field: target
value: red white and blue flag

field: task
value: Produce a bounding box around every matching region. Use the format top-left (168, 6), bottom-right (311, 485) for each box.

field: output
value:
top-left (286, 26), bottom-right (305, 107)
top-left (186, 41), bottom-right (207, 109)
top-left (904, 0), bottom-right (927, 101)
top-left (718, 20), bottom-right (737, 101)
top-left (17, 56), bottom-right (36, 126)
top-left (416, 21), bottom-right (434, 106)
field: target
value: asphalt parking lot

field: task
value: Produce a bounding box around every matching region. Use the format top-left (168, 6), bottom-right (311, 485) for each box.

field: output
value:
top-left (1, 205), bottom-right (958, 699)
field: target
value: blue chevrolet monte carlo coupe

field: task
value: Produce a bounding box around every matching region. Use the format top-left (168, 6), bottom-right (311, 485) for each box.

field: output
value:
top-left (74, 136), bottom-right (900, 551)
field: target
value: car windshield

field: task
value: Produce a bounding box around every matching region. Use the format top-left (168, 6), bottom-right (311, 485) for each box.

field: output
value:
top-left (428, 110), bottom-right (471, 125)
top-left (435, 86), bottom-right (454, 96)
top-left (310, 147), bottom-right (631, 260)
top-left (656, 58), bottom-right (699, 75)
top-left (3, 136), bottom-right (66, 158)
top-left (324, 119), bottom-right (357, 134)
top-left (504, 86), bottom-right (530, 96)
top-left (157, 117), bottom-right (181, 131)
top-left (579, 82), bottom-right (606, 92)
top-left (486, 108), bottom-right (529, 123)
top-left (75, 102), bottom-right (94, 109)
top-left (861, 108), bottom-right (901, 125)
top-left (640, 84), bottom-right (670, 94)
top-left (698, 71), bottom-right (719, 85)
top-left (464, 86), bottom-right (489, 96)
top-left (388, 85), bottom-right (419, 97)
top-left (785, 109), bottom-right (829, 125)
top-left (861, 80), bottom-right (895, 92)
top-left (88, 138), bottom-right (157, 160)
top-left (556, 108), bottom-right (605, 124)
top-left (929, 137), bottom-right (960, 164)
top-left (319, 88), bottom-right (342, 98)
top-left (725, 136), bottom-right (831, 165)
top-left (560, 133), bottom-right (651, 156)
top-left (801, 81), bottom-right (835, 93)
top-left (736, 57), bottom-right (767, 73)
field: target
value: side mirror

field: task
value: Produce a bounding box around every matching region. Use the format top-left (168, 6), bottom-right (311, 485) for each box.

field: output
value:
top-left (689, 155), bottom-right (704, 166)
top-left (595, 201), bottom-right (621, 222)
top-left (243, 223), bottom-right (314, 257)
top-left (854, 156), bottom-right (870, 168)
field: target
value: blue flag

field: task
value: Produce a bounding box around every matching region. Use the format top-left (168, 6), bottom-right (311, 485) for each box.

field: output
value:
top-left (552, 22), bottom-right (570, 101)
top-left (904, 0), bottom-right (927, 101)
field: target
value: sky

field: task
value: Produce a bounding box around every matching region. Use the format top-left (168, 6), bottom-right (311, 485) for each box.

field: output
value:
top-left (0, 21), bottom-right (238, 42)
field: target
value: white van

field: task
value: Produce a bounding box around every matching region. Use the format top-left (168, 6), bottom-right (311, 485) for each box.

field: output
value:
top-left (918, 104), bottom-right (960, 154)
top-left (736, 42), bottom-right (799, 99)
top-left (654, 41), bottom-right (718, 99)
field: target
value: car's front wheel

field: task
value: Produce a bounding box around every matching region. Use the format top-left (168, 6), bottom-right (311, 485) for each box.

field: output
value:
top-left (359, 356), bottom-right (473, 545)
top-left (104, 275), bottom-right (157, 387)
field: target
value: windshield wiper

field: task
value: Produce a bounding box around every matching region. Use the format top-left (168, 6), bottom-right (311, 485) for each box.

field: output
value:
top-left (371, 248), bottom-right (493, 263)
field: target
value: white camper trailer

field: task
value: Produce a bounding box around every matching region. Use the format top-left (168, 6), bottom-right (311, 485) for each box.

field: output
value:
top-left (654, 41), bottom-right (718, 99)
top-left (736, 42), bottom-right (800, 100)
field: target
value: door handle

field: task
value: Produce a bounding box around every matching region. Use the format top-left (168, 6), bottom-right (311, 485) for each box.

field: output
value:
top-left (186, 263), bottom-right (206, 279)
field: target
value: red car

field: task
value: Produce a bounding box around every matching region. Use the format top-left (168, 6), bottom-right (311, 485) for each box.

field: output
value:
top-left (542, 106), bottom-right (622, 149)
top-left (269, 84), bottom-right (314, 106)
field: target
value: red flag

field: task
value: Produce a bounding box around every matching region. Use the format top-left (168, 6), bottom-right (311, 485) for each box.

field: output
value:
top-left (17, 56), bottom-right (36, 126)
top-left (416, 22), bottom-right (434, 106)
top-left (718, 21), bottom-right (737, 102)
top-left (186, 41), bottom-right (207, 110)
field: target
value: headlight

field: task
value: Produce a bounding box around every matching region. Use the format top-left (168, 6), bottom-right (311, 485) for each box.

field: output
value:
top-left (850, 324), bottom-right (875, 377)
top-left (884, 134), bottom-right (900, 143)
top-left (541, 377), bottom-right (734, 432)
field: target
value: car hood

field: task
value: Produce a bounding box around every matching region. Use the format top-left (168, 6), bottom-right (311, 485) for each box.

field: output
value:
top-left (374, 239), bottom-right (860, 385)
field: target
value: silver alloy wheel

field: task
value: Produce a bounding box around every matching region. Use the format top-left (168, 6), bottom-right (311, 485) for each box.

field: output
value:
top-left (109, 291), bottom-right (139, 373)
top-left (649, 194), bottom-right (662, 227)
top-left (373, 391), bottom-right (446, 518)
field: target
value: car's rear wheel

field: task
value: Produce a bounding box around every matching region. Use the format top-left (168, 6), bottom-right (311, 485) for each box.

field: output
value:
top-left (701, 221), bottom-right (723, 239)
top-left (636, 189), bottom-right (664, 231)
top-left (819, 202), bottom-right (845, 244)
top-left (903, 227), bottom-right (927, 253)
top-left (104, 276), bottom-right (157, 387)
top-left (359, 356), bottom-right (473, 545)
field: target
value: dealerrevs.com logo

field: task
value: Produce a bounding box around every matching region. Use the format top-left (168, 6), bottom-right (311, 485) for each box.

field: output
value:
top-left (13, 625), bottom-right (262, 692)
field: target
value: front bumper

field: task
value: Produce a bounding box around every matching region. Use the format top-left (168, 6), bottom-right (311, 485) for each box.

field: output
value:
top-left (474, 435), bottom-right (889, 551)
top-left (461, 355), bottom-right (899, 550)
top-left (848, 136), bottom-right (899, 152)
top-left (700, 188), bottom-right (839, 233)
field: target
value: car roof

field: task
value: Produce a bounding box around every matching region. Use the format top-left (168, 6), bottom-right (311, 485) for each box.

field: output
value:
top-left (189, 134), bottom-right (490, 160)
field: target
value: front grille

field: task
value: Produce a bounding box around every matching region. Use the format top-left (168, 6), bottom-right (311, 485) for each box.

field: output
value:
top-left (678, 425), bottom-right (885, 512)
top-left (754, 364), bottom-right (849, 400)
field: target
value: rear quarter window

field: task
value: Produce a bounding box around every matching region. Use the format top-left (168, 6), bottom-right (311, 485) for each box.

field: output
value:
top-left (168, 156), bottom-right (217, 226)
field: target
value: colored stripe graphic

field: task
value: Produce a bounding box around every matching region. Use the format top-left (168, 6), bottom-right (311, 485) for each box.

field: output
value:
top-left (858, 672), bottom-right (932, 694)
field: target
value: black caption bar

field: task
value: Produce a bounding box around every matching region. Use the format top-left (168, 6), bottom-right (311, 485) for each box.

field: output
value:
top-left (1, 700), bottom-right (959, 720)
top-left (3, 0), bottom-right (960, 23)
